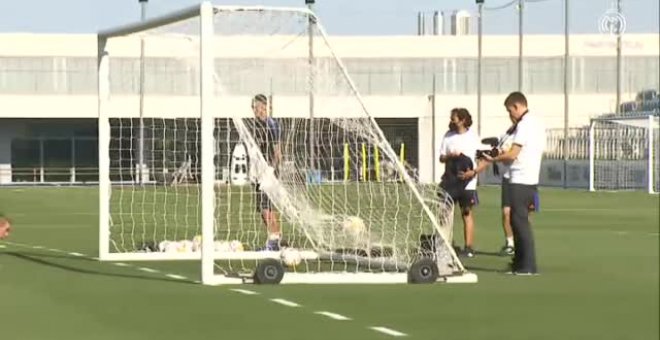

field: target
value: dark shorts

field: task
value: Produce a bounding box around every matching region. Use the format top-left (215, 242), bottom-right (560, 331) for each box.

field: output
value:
top-left (254, 184), bottom-right (274, 212)
top-left (455, 190), bottom-right (478, 210)
top-left (502, 178), bottom-right (540, 212)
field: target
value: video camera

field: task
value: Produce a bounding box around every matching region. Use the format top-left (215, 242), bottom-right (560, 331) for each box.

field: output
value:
top-left (476, 137), bottom-right (500, 160)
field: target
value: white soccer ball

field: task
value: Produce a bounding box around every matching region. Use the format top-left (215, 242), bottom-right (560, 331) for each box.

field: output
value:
top-left (342, 216), bottom-right (367, 240)
top-left (178, 240), bottom-right (194, 253)
top-left (281, 247), bottom-right (302, 267)
top-left (214, 241), bottom-right (232, 253)
top-left (229, 240), bottom-right (244, 252)
top-left (192, 235), bottom-right (202, 252)
top-left (158, 240), bottom-right (170, 252)
top-left (164, 241), bottom-right (181, 253)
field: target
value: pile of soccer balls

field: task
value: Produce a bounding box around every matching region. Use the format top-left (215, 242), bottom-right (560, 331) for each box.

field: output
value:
top-left (156, 235), bottom-right (245, 253)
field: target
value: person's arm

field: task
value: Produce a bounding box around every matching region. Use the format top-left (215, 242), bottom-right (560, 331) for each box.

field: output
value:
top-left (438, 134), bottom-right (460, 163)
top-left (272, 143), bottom-right (282, 169)
top-left (459, 159), bottom-right (491, 180)
top-left (270, 118), bottom-right (282, 169)
top-left (484, 122), bottom-right (527, 163)
top-left (493, 144), bottom-right (522, 162)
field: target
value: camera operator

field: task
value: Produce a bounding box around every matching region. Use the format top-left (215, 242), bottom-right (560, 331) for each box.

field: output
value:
top-left (479, 92), bottom-right (545, 275)
top-left (461, 127), bottom-right (517, 256)
top-left (439, 108), bottom-right (481, 258)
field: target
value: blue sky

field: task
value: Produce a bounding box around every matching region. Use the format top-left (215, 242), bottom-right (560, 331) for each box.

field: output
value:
top-left (0, 0), bottom-right (657, 35)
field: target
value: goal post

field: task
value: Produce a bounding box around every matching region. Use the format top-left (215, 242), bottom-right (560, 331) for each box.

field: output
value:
top-left (97, 2), bottom-right (475, 285)
top-left (589, 115), bottom-right (659, 194)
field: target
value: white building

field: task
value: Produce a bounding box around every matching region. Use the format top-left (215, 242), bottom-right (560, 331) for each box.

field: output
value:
top-left (0, 32), bottom-right (658, 185)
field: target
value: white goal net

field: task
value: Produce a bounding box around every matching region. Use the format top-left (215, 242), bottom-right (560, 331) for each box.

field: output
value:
top-left (589, 115), bottom-right (659, 194)
top-left (98, 3), bottom-right (470, 285)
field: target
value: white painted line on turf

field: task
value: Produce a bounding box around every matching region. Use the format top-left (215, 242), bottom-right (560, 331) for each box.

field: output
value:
top-left (370, 326), bottom-right (408, 337)
top-left (165, 274), bottom-right (188, 280)
top-left (68, 252), bottom-right (85, 257)
top-left (32, 245), bottom-right (44, 249)
top-left (113, 262), bottom-right (131, 267)
top-left (270, 298), bottom-right (301, 307)
top-left (230, 288), bottom-right (260, 295)
top-left (138, 267), bottom-right (159, 273)
top-left (314, 311), bottom-right (351, 321)
top-left (0, 245), bottom-right (5, 249)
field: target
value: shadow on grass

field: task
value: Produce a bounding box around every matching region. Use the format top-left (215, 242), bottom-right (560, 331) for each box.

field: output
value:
top-left (2, 251), bottom-right (196, 285)
top-left (464, 265), bottom-right (508, 274)
top-left (474, 250), bottom-right (508, 257)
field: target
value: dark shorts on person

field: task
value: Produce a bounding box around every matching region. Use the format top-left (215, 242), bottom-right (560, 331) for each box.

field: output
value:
top-left (455, 189), bottom-right (478, 210)
top-left (502, 178), bottom-right (540, 212)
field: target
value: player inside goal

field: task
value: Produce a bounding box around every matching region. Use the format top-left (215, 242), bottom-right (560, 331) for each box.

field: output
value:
top-left (97, 3), bottom-right (476, 285)
top-left (249, 94), bottom-right (283, 251)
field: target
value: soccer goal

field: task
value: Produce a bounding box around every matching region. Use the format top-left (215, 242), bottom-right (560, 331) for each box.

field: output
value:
top-left (589, 115), bottom-right (659, 194)
top-left (97, 2), bottom-right (476, 285)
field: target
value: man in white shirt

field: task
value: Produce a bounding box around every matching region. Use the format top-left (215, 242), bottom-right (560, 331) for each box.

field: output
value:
top-left (483, 92), bottom-right (545, 275)
top-left (439, 108), bottom-right (481, 258)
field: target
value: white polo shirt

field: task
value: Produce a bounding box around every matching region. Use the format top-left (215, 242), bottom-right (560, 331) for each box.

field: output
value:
top-left (509, 113), bottom-right (546, 185)
top-left (439, 128), bottom-right (480, 190)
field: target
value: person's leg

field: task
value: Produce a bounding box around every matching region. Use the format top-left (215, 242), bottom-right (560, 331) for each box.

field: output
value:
top-left (459, 190), bottom-right (476, 257)
top-left (502, 207), bottom-right (513, 244)
top-left (462, 209), bottom-right (474, 249)
top-left (500, 179), bottom-right (515, 255)
top-left (509, 184), bottom-right (537, 273)
top-left (255, 185), bottom-right (281, 250)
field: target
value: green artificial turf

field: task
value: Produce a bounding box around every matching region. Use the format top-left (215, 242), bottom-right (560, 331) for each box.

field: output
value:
top-left (1, 186), bottom-right (657, 340)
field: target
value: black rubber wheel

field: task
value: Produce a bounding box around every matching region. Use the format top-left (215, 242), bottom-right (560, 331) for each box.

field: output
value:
top-left (408, 257), bottom-right (439, 284)
top-left (254, 259), bottom-right (285, 284)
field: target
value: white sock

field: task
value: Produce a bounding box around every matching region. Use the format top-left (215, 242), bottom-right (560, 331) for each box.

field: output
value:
top-left (506, 237), bottom-right (514, 247)
top-left (268, 233), bottom-right (281, 241)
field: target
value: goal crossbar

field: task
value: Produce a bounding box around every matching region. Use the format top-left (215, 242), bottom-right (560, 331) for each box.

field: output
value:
top-left (99, 5), bottom-right (313, 39)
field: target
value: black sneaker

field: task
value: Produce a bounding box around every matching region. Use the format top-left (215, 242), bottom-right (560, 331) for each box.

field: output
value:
top-left (458, 247), bottom-right (475, 258)
top-left (499, 245), bottom-right (515, 256)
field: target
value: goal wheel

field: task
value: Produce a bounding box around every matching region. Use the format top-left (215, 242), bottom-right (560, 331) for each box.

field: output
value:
top-left (254, 259), bottom-right (285, 284)
top-left (408, 258), bottom-right (439, 284)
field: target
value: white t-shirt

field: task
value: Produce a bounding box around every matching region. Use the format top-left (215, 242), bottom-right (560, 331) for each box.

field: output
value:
top-left (509, 113), bottom-right (546, 185)
top-left (439, 128), bottom-right (480, 190)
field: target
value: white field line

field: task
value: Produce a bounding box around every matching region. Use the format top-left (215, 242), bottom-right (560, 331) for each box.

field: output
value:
top-left (369, 326), bottom-right (408, 337)
top-left (165, 274), bottom-right (188, 280)
top-left (138, 267), bottom-right (159, 273)
top-left (230, 288), bottom-right (259, 295)
top-left (314, 311), bottom-right (351, 321)
top-left (270, 298), bottom-right (301, 307)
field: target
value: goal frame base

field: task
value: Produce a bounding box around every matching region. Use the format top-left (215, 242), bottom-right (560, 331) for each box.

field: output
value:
top-left (203, 271), bottom-right (478, 285)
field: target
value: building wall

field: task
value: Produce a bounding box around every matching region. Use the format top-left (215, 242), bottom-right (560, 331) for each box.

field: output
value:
top-left (0, 33), bottom-right (658, 184)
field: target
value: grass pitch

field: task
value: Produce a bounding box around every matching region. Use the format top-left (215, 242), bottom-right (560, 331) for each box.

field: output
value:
top-left (1, 186), bottom-right (658, 340)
